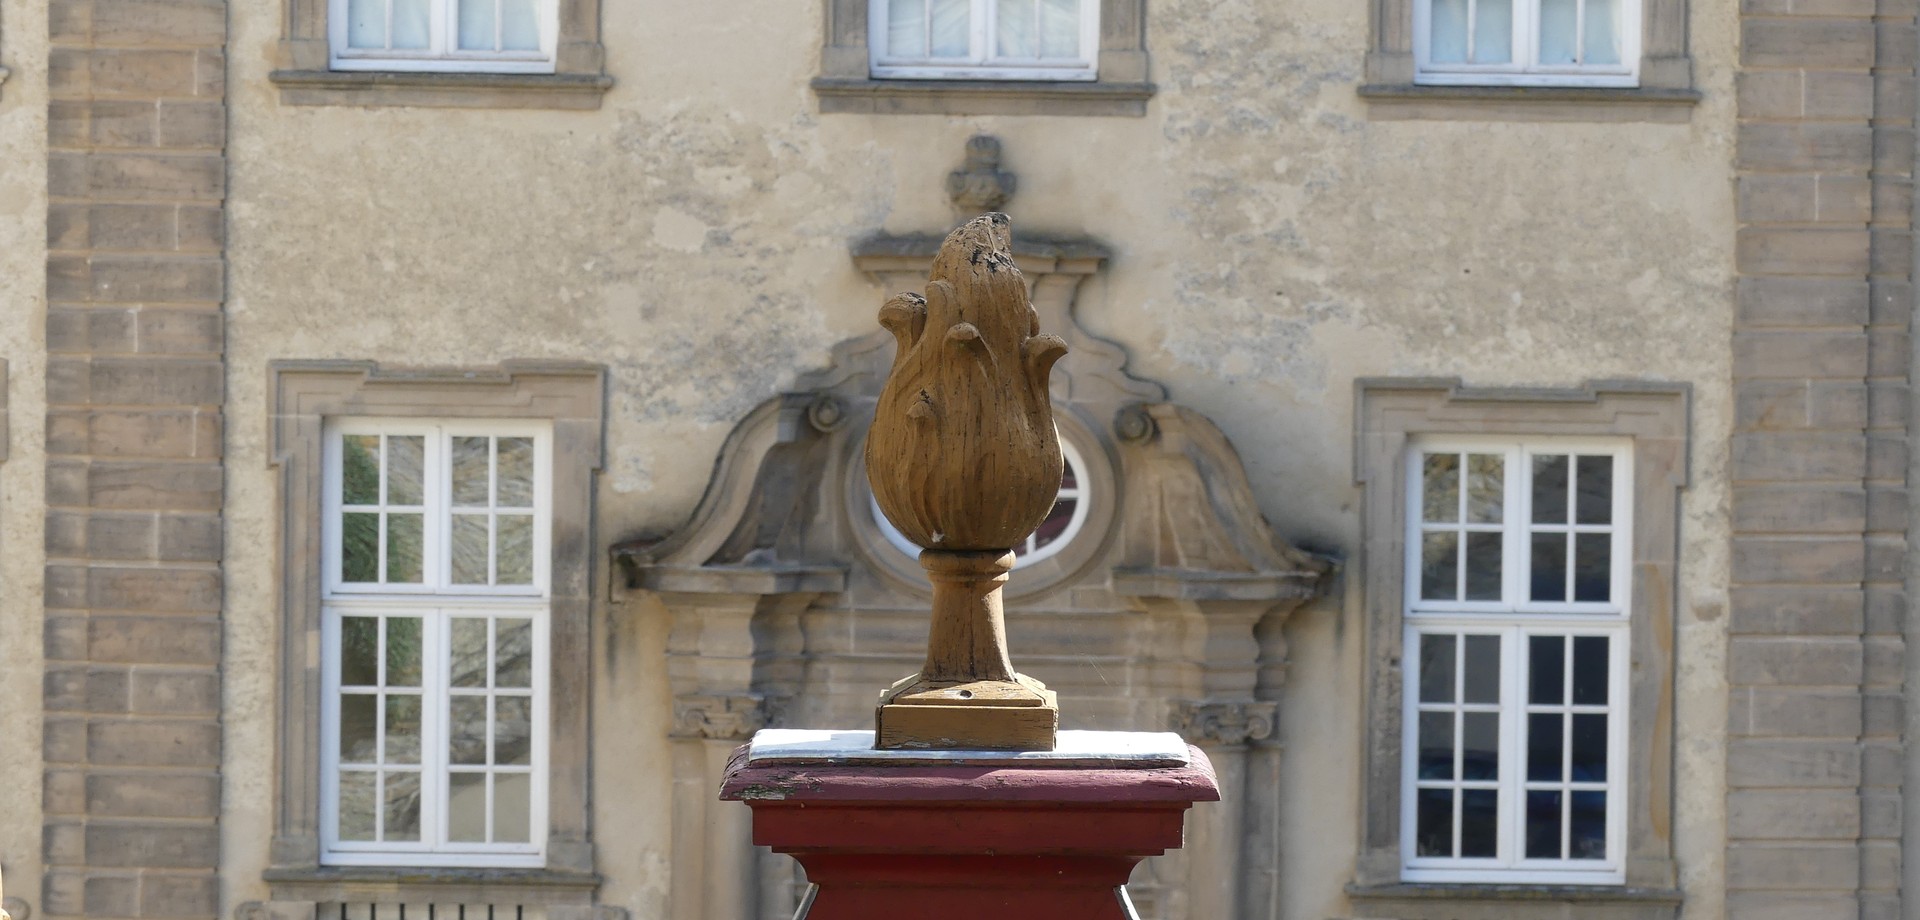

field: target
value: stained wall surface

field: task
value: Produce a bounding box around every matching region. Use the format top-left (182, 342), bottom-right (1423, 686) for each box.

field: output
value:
top-left (213, 0), bottom-right (1737, 918)
top-left (0, 0), bottom-right (50, 908)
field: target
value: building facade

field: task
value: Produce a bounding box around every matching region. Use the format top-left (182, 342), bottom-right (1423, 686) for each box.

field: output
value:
top-left (0, 0), bottom-right (1909, 916)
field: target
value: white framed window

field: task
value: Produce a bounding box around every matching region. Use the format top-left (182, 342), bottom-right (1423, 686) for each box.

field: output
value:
top-left (872, 436), bottom-right (1092, 567)
top-left (329, 0), bottom-right (557, 73)
top-left (1412, 0), bottom-right (1639, 87)
top-left (869, 0), bottom-right (1099, 80)
top-left (320, 420), bottom-right (552, 868)
top-left (1400, 438), bottom-right (1630, 885)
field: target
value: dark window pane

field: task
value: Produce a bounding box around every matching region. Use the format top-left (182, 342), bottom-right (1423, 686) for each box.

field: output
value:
top-left (496, 618), bottom-right (533, 688)
top-left (339, 693), bottom-right (378, 764)
top-left (382, 771), bottom-right (421, 842)
top-left (1033, 499), bottom-right (1075, 550)
top-left (452, 514), bottom-right (489, 585)
top-left (1419, 634), bottom-right (1457, 704)
top-left (388, 435), bottom-right (425, 505)
top-left (1526, 790), bottom-right (1564, 859)
top-left (1528, 712), bottom-right (1564, 781)
top-left (494, 772), bottom-right (532, 843)
top-left (342, 435), bottom-right (380, 505)
top-left (338, 770), bottom-right (375, 841)
top-left (1571, 713), bottom-right (1608, 782)
top-left (449, 696), bottom-right (487, 765)
top-left (495, 695), bottom-right (533, 766)
top-left (383, 694), bottom-right (421, 765)
top-left (1461, 711), bottom-right (1499, 781)
top-left (1573, 636), bottom-right (1610, 705)
top-left (342, 512), bottom-right (379, 583)
top-left (1460, 788), bottom-right (1499, 857)
top-left (1531, 455), bottom-right (1569, 524)
top-left (453, 436), bottom-right (491, 505)
top-left (1463, 635), bottom-right (1500, 703)
top-left (1416, 788), bottom-right (1454, 857)
top-left (448, 772), bottom-right (486, 842)
top-left (1421, 532), bottom-right (1459, 601)
top-left (1575, 455), bottom-right (1613, 524)
top-left (1570, 790), bottom-right (1607, 859)
top-left (1531, 533), bottom-right (1567, 602)
top-left (450, 618), bottom-right (489, 688)
top-left (340, 617), bottom-right (379, 686)
top-left (1423, 454), bottom-right (1460, 523)
top-left (1418, 711), bottom-right (1455, 780)
top-left (386, 513), bottom-right (423, 584)
top-left (496, 437), bottom-right (534, 507)
top-left (385, 617), bottom-right (421, 687)
top-left (1465, 532), bottom-right (1502, 600)
top-left (1466, 454), bottom-right (1503, 524)
top-left (1529, 635), bottom-right (1565, 704)
top-left (1573, 533), bottom-right (1611, 602)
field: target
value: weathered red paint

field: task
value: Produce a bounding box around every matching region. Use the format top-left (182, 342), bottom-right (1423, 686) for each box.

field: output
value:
top-left (720, 745), bottom-right (1220, 919)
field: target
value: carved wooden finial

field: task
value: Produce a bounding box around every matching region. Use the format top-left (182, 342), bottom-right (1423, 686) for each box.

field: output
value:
top-left (866, 213), bottom-right (1067, 751)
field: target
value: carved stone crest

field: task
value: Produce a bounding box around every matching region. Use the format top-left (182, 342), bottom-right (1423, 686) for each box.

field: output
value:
top-left (1171, 701), bottom-right (1277, 746)
top-left (946, 135), bottom-right (1016, 215)
top-left (672, 694), bottom-right (776, 741)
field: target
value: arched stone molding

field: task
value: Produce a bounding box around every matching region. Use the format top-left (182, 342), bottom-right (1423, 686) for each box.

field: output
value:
top-left (612, 236), bottom-right (1333, 920)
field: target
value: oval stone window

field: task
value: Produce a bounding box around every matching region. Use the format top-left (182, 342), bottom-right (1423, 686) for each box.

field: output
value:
top-left (871, 437), bottom-right (1092, 568)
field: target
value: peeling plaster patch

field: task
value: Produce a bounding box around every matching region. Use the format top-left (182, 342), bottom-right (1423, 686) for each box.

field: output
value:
top-left (618, 293), bottom-right (833, 425)
top-left (652, 207), bottom-right (710, 253)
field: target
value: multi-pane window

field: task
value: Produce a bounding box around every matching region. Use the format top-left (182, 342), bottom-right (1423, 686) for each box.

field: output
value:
top-left (322, 421), bottom-right (550, 867)
top-left (1413, 0), bottom-right (1639, 86)
top-left (329, 0), bottom-right (556, 73)
top-left (1401, 440), bottom-right (1629, 885)
top-left (871, 0), bottom-right (1098, 80)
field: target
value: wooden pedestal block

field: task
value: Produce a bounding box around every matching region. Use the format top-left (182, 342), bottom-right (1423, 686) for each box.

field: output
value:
top-left (719, 731), bottom-right (1219, 920)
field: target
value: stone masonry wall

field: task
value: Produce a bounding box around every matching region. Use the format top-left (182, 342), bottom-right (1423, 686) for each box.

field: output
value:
top-left (41, 0), bottom-right (227, 917)
top-left (1730, 0), bottom-right (1913, 910)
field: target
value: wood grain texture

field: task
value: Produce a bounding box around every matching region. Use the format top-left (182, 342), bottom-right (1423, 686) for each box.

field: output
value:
top-left (864, 214), bottom-right (1067, 751)
top-left (865, 212), bottom-right (1067, 553)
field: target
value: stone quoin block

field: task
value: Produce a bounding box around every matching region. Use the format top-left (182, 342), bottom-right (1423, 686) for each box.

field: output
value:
top-left (1741, 19), bottom-right (1877, 68)
top-left (87, 720), bottom-right (221, 768)
top-left (1736, 123), bottom-right (1874, 174)
top-left (83, 823), bottom-right (220, 868)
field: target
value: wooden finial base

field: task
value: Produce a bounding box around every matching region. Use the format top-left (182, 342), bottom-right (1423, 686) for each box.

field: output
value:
top-left (874, 550), bottom-right (1059, 750)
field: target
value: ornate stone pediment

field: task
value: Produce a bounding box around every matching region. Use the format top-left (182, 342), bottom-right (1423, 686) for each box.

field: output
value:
top-left (614, 232), bottom-right (1330, 607)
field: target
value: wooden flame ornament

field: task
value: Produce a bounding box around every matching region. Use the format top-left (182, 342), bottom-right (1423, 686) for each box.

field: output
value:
top-left (867, 213), bottom-right (1068, 750)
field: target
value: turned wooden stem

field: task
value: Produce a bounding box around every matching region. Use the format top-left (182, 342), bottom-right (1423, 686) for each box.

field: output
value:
top-left (918, 550), bottom-right (1018, 683)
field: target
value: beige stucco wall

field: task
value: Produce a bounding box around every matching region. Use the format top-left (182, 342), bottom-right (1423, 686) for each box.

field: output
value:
top-left (0, 0), bottom-right (51, 907)
top-left (219, 0), bottom-right (1738, 917)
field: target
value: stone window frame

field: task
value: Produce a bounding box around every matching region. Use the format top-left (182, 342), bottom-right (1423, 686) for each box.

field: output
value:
top-left (1349, 378), bottom-right (1686, 919)
top-left (812, 0), bottom-right (1154, 116)
top-left (267, 0), bottom-right (610, 109)
top-left (1358, 0), bottom-right (1697, 122)
top-left (265, 360), bottom-right (606, 905)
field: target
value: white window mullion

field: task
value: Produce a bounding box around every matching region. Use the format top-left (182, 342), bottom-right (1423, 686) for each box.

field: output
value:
top-left (423, 609), bottom-right (445, 850)
top-left (1497, 626), bottom-right (1520, 867)
top-left (1608, 629), bottom-right (1630, 867)
top-left (973, 0), bottom-right (992, 64)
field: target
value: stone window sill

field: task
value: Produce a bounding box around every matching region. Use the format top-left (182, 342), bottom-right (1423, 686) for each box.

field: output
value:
top-left (1357, 84), bottom-right (1700, 123)
top-left (1345, 882), bottom-right (1682, 919)
top-left (811, 77), bottom-right (1154, 117)
top-left (269, 69), bottom-right (613, 110)
top-left (264, 865), bottom-right (601, 904)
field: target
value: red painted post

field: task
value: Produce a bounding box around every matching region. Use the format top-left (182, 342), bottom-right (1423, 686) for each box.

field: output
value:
top-left (720, 741), bottom-right (1220, 918)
